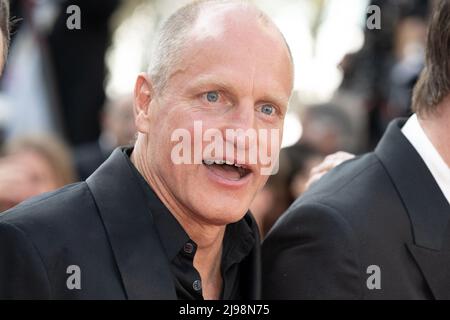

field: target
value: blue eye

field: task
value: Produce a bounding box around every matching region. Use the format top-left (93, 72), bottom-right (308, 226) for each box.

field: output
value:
top-left (206, 91), bottom-right (219, 103)
top-left (261, 104), bottom-right (274, 115)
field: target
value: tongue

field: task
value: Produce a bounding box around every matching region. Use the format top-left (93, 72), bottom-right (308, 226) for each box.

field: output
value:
top-left (206, 164), bottom-right (241, 181)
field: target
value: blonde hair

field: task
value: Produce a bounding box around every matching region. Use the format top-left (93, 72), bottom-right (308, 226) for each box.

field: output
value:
top-left (4, 135), bottom-right (76, 187)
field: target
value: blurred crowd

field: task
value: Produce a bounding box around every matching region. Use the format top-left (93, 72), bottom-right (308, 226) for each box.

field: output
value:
top-left (0, 0), bottom-right (433, 236)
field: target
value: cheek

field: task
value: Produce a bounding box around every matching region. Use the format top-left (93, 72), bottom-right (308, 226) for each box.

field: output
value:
top-left (30, 164), bottom-right (58, 191)
top-left (153, 115), bottom-right (198, 177)
top-left (37, 164), bottom-right (58, 188)
top-left (44, 173), bottom-right (60, 190)
top-left (254, 127), bottom-right (282, 170)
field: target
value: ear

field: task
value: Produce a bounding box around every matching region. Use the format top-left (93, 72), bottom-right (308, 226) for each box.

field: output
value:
top-left (133, 73), bottom-right (154, 133)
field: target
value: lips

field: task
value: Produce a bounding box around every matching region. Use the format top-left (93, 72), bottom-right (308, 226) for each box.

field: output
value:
top-left (202, 159), bottom-right (252, 181)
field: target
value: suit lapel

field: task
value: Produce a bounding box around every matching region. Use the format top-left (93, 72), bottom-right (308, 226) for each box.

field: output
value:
top-left (239, 214), bottom-right (261, 300)
top-left (86, 148), bottom-right (177, 299)
top-left (407, 244), bottom-right (450, 299)
top-left (375, 119), bottom-right (450, 299)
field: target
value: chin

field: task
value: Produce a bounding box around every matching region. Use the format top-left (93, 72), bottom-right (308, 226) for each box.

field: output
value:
top-left (195, 200), bottom-right (249, 226)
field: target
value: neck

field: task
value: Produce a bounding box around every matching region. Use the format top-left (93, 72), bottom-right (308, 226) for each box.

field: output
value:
top-left (418, 101), bottom-right (450, 167)
top-left (130, 136), bottom-right (225, 299)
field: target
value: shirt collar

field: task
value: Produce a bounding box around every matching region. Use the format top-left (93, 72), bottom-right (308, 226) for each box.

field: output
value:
top-left (122, 147), bottom-right (189, 261)
top-left (222, 217), bottom-right (256, 272)
top-left (401, 114), bottom-right (450, 205)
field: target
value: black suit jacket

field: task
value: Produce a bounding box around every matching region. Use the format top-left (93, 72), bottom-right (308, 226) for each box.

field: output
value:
top-left (0, 148), bottom-right (261, 299)
top-left (262, 119), bottom-right (450, 299)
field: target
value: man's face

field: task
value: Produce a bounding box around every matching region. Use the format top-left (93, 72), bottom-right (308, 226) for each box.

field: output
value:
top-left (137, 14), bottom-right (293, 226)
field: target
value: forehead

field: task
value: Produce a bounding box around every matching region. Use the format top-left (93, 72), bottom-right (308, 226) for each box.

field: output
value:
top-left (189, 4), bottom-right (284, 51)
top-left (167, 9), bottom-right (293, 98)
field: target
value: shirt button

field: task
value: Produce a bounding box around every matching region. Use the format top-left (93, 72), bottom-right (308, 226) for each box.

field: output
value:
top-left (184, 242), bottom-right (194, 254)
top-left (193, 279), bottom-right (202, 291)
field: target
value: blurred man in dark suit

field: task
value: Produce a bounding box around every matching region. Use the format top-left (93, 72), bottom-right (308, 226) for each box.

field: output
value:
top-left (263, 0), bottom-right (450, 300)
top-left (47, 0), bottom-right (120, 145)
top-left (0, 0), bottom-right (293, 299)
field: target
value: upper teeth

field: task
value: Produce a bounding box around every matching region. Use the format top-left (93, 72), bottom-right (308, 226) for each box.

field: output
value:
top-left (203, 159), bottom-right (243, 168)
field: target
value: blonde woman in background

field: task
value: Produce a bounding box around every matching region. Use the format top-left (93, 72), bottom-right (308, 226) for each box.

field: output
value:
top-left (0, 135), bottom-right (76, 212)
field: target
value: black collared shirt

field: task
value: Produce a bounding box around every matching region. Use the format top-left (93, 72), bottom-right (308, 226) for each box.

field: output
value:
top-left (123, 148), bottom-right (256, 300)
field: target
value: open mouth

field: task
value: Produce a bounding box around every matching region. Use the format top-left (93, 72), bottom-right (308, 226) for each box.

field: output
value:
top-left (202, 159), bottom-right (252, 181)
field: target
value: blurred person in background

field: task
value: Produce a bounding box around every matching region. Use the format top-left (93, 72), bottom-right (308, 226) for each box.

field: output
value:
top-left (263, 0), bottom-right (450, 299)
top-left (0, 1), bottom-right (79, 214)
top-left (74, 94), bottom-right (136, 181)
top-left (0, 135), bottom-right (75, 212)
top-left (2, 0), bottom-right (120, 145)
top-left (386, 15), bottom-right (427, 118)
top-left (47, 0), bottom-right (120, 145)
top-left (250, 144), bottom-right (321, 238)
top-left (330, 53), bottom-right (370, 154)
top-left (341, 0), bottom-right (430, 148)
top-left (300, 104), bottom-right (353, 155)
top-left (289, 144), bottom-right (323, 198)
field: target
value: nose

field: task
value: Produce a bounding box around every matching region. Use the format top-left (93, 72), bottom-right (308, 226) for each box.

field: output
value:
top-left (231, 99), bottom-right (256, 130)
top-left (222, 99), bottom-right (257, 153)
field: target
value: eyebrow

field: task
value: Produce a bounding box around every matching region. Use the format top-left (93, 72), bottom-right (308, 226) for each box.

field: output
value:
top-left (259, 92), bottom-right (290, 111)
top-left (188, 77), bottom-right (238, 97)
